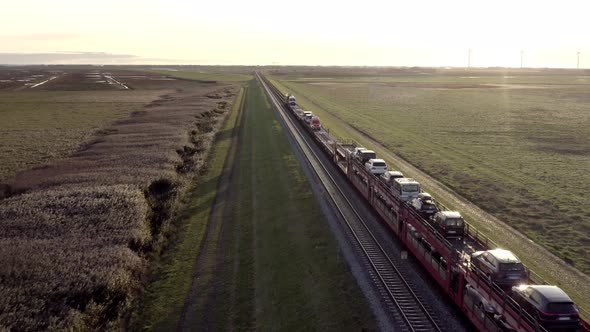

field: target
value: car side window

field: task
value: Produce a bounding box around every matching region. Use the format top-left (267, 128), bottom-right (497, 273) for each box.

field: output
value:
top-left (482, 253), bottom-right (491, 265)
top-left (529, 291), bottom-right (541, 304)
top-left (490, 255), bottom-right (498, 268)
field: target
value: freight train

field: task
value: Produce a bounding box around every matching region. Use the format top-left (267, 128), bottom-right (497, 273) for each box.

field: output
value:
top-left (267, 80), bottom-right (589, 332)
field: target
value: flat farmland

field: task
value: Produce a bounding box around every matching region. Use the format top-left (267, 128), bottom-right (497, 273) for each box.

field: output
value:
top-left (270, 69), bottom-right (590, 275)
top-left (0, 90), bottom-right (165, 181)
top-left (0, 66), bottom-right (240, 329)
top-left (0, 67), bottom-right (215, 181)
top-left (148, 66), bottom-right (253, 82)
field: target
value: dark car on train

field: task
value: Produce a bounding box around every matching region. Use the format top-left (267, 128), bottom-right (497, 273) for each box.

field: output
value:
top-left (511, 285), bottom-right (580, 332)
top-left (432, 211), bottom-right (465, 240)
top-left (410, 193), bottom-right (439, 217)
top-left (471, 249), bottom-right (529, 288)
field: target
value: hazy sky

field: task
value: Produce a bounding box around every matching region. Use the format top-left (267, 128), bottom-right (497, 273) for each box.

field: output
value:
top-left (1, 0), bottom-right (589, 67)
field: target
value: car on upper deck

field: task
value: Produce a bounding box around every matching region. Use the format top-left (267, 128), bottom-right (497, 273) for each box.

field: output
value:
top-left (310, 116), bottom-right (321, 130)
top-left (471, 249), bottom-right (529, 288)
top-left (391, 177), bottom-right (420, 202)
top-left (365, 158), bottom-right (388, 175)
top-left (511, 285), bottom-right (580, 332)
top-left (410, 192), bottom-right (438, 217)
top-left (432, 210), bottom-right (465, 239)
top-left (353, 148), bottom-right (377, 163)
top-left (380, 170), bottom-right (404, 187)
top-left (285, 94), bottom-right (296, 106)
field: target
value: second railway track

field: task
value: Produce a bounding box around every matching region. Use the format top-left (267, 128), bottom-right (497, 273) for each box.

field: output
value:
top-left (257, 73), bottom-right (443, 332)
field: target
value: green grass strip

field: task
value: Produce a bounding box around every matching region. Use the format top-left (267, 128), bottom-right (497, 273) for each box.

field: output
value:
top-left (226, 79), bottom-right (376, 330)
top-left (129, 87), bottom-right (245, 331)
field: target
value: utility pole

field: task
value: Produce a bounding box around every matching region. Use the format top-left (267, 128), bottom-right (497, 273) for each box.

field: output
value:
top-left (468, 49), bottom-right (471, 68)
top-left (577, 50), bottom-right (581, 69)
top-left (520, 49), bottom-right (524, 68)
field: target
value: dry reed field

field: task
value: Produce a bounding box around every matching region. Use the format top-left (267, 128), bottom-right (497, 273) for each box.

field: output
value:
top-left (0, 68), bottom-right (239, 330)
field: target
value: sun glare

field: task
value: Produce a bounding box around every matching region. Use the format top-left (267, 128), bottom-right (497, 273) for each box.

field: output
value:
top-left (0, 0), bottom-right (589, 66)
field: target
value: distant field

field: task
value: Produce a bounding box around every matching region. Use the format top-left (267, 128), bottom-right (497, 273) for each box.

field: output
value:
top-left (149, 67), bottom-right (253, 82)
top-left (0, 90), bottom-right (165, 181)
top-left (0, 66), bottom-right (236, 181)
top-left (270, 69), bottom-right (590, 274)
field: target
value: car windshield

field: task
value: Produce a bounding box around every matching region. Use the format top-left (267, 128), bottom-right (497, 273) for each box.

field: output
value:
top-left (446, 218), bottom-right (464, 227)
top-left (499, 262), bottom-right (524, 271)
top-left (402, 184), bottom-right (419, 193)
top-left (373, 162), bottom-right (386, 166)
top-left (547, 302), bottom-right (577, 314)
top-left (423, 203), bottom-right (436, 210)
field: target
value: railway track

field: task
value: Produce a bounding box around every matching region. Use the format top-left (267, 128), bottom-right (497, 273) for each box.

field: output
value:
top-left (257, 72), bottom-right (443, 332)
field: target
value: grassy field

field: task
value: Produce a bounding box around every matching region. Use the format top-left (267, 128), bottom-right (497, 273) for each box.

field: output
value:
top-left (148, 66), bottom-right (253, 82)
top-left (0, 90), bottom-right (165, 181)
top-left (0, 73), bottom-right (237, 329)
top-left (268, 69), bottom-right (590, 275)
top-left (132, 79), bottom-right (376, 331)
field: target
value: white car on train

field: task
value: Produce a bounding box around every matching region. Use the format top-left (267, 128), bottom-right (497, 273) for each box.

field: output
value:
top-left (365, 159), bottom-right (388, 175)
top-left (391, 178), bottom-right (421, 202)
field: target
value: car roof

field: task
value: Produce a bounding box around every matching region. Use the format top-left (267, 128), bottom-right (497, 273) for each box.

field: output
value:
top-left (362, 150), bottom-right (375, 154)
top-left (369, 158), bottom-right (385, 163)
top-left (485, 249), bottom-right (520, 263)
top-left (439, 210), bottom-right (462, 219)
top-left (386, 171), bottom-right (403, 176)
top-left (394, 177), bottom-right (419, 184)
top-left (530, 285), bottom-right (573, 302)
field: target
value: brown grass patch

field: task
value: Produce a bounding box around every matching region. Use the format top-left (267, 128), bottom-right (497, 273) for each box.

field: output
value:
top-left (0, 83), bottom-right (238, 330)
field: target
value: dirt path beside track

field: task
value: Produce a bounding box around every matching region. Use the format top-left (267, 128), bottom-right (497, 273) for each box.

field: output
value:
top-left (177, 85), bottom-right (246, 331)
